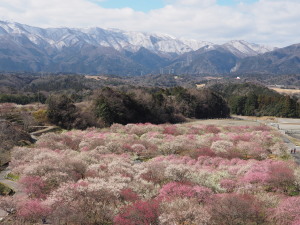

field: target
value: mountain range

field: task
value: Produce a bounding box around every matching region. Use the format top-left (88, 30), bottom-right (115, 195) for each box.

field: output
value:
top-left (0, 21), bottom-right (299, 75)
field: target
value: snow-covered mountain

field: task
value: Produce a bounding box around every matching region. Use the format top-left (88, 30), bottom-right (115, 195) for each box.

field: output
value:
top-left (221, 40), bottom-right (275, 58)
top-left (0, 20), bottom-right (280, 75)
top-left (232, 43), bottom-right (300, 74)
top-left (0, 20), bottom-right (212, 55)
top-left (0, 21), bottom-right (274, 56)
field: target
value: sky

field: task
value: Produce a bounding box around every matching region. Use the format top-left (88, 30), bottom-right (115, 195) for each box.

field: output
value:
top-left (0, 0), bottom-right (299, 47)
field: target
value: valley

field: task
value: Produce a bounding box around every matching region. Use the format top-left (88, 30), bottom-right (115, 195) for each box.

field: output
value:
top-left (1, 72), bottom-right (300, 224)
top-left (1, 73), bottom-right (300, 224)
top-left (1, 20), bottom-right (300, 225)
top-left (1, 0), bottom-right (300, 223)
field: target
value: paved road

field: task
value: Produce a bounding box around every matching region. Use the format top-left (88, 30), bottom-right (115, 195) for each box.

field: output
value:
top-left (0, 167), bottom-right (22, 222)
top-left (0, 169), bottom-right (21, 193)
top-left (0, 169), bottom-right (11, 221)
top-left (0, 125), bottom-right (59, 222)
top-left (282, 135), bottom-right (300, 165)
top-left (266, 119), bottom-right (300, 165)
top-left (233, 116), bottom-right (300, 165)
top-left (293, 152), bottom-right (300, 164)
top-left (0, 126), bottom-right (57, 193)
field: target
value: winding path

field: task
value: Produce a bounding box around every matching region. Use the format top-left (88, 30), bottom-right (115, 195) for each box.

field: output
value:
top-left (0, 168), bottom-right (21, 193)
top-left (0, 126), bottom-right (58, 221)
top-left (0, 168), bottom-right (21, 221)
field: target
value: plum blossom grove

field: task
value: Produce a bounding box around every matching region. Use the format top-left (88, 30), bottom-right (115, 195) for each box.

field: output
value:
top-left (1, 122), bottom-right (300, 224)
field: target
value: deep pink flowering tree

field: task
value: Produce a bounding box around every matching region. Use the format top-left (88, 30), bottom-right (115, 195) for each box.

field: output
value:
top-left (20, 176), bottom-right (47, 199)
top-left (204, 125), bottom-right (221, 134)
top-left (163, 125), bottom-right (178, 135)
top-left (190, 147), bottom-right (216, 158)
top-left (120, 188), bottom-right (140, 202)
top-left (220, 179), bottom-right (237, 192)
top-left (114, 199), bottom-right (160, 225)
top-left (159, 182), bottom-right (212, 202)
top-left (270, 196), bottom-right (300, 225)
top-left (17, 199), bottom-right (51, 222)
top-left (267, 161), bottom-right (295, 192)
top-left (241, 160), bottom-right (295, 192)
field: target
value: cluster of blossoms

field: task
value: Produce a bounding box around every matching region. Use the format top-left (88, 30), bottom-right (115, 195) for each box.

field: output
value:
top-left (34, 123), bottom-right (288, 160)
top-left (1, 122), bottom-right (300, 224)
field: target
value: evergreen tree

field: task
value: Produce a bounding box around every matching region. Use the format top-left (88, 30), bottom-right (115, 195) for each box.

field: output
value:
top-left (244, 93), bottom-right (258, 116)
top-left (47, 94), bottom-right (77, 129)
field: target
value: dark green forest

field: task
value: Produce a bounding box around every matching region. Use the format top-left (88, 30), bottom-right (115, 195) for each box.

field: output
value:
top-left (208, 82), bottom-right (300, 117)
top-left (47, 87), bottom-right (230, 129)
top-left (0, 93), bottom-right (46, 105)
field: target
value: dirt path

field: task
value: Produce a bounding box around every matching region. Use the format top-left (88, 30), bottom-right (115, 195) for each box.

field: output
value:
top-left (30, 125), bottom-right (59, 136)
top-left (186, 118), bottom-right (261, 126)
top-left (30, 125), bottom-right (60, 141)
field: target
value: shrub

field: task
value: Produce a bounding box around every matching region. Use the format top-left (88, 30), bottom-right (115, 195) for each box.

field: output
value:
top-left (0, 183), bottom-right (14, 196)
top-left (211, 140), bottom-right (233, 155)
top-left (159, 198), bottom-right (210, 225)
top-left (32, 109), bottom-right (48, 124)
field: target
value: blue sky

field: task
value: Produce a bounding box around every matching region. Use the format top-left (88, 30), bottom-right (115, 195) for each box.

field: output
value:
top-left (98, 0), bottom-right (259, 12)
top-left (98, 0), bottom-right (165, 12)
top-left (218, 0), bottom-right (258, 6)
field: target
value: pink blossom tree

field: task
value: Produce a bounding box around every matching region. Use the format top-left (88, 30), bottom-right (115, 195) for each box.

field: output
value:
top-left (114, 199), bottom-right (160, 225)
top-left (270, 196), bottom-right (300, 225)
top-left (209, 193), bottom-right (265, 225)
top-left (17, 199), bottom-right (51, 223)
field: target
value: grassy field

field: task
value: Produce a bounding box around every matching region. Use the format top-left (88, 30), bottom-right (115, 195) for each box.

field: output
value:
top-left (85, 75), bottom-right (108, 80)
top-left (187, 118), bottom-right (262, 126)
top-left (270, 87), bottom-right (300, 94)
top-left (196, 84), bottom-right (205, 88)
top-left (232, 115), bottom-right (278, 123)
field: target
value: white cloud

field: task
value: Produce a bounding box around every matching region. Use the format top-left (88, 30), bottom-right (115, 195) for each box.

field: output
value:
top-left (0, 0), bottom-right (299, 47)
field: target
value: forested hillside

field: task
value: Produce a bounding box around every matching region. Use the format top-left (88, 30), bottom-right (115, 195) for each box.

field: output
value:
top-left (208, 82), bottom-right (300, 117)
top-left (48, 87), bottom-right (229, 129)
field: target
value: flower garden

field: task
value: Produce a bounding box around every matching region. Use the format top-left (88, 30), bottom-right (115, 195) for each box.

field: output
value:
top-left (1, 122), bottom-right (300, 224)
